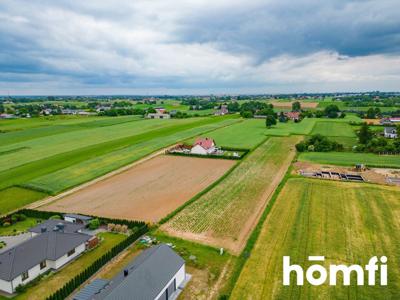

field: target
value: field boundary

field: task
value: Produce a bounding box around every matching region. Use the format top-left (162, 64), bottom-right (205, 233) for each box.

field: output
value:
top-left (26, 118), bottom-right (243, 212)
top-left (158, 137), bottom-right (269, 225)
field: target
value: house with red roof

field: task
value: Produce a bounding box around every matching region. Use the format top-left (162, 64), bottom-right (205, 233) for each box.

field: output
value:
top-left (284, 111), bottom-right (301, 122)
top-left (190, 137), bottom-right (216, 155)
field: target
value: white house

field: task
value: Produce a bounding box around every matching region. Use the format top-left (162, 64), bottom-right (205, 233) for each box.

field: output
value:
top-left (384, 127), bottom-right (398, 138)
top-left (190, 137), bottom-right (216, 155)
top-left (74, 244), bottom-right (188, 300)
top-left (147, 113), bottom-right (170, 119)
top-left (0, 221), bottom-right (91, 294)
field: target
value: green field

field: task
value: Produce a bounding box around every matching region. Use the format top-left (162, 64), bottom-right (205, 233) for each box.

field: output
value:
top-left (186, 119), bottom-right (268, 148)
top-left (0, 115), bottom-right (240, 214)
top-left (299, 151), bottom-right (400, 168)
top-left (231, 178), bottom-right (400, 299)
top-left (163, 136), bottom-right (300, 252)
top-left (311, 121), bottom-right (356, 137)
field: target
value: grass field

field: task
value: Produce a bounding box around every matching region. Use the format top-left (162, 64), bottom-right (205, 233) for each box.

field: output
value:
top-left (0, 116), bottom-right (239, 213)
top-left (231, 178), bottom-right (400, 300)
top-left (186, 119), bottom-right (268, 148)
top-left (13, 232), bottom-right (126, 300)
top-left (311, 121), bottom-right (356, 137)
top-left (299, 152), bottom-right (400, 168)
top-left (162, 136), bottom-right (300, 253)
top-left (0, 187), bottom-right (47, 215)
top-left (0, 217), bottom-right (40, 236)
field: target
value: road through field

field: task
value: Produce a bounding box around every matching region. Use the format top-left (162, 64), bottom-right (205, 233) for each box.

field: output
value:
top-left (162, 136), bottom-right (301, 254)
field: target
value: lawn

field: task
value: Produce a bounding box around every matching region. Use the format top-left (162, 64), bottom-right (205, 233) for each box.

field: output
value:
top-left (311, 121), bottom-right (356, 137)
top-left (0, 187), bottom-right (47, 215)
top-left (0, 217), bottom-right (41, 236)
top-left (186, 119), bottom-right (268, 148)
top-left (14, 232), bottom-right (126, 300)
top-left (162, 136), bottom-right (301, 253)
top-left (299, 151), bottom-right (400, 168)
top-left (231, 178), bottom-right (400, 300)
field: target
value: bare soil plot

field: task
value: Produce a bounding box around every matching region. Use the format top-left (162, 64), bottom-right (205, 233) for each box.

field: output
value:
top-left (270, 101), bottom-right (318, 109)
top-left (40, 155), bottom-right (235, 222)
top-left (162, 136), bottom-right (301, 254)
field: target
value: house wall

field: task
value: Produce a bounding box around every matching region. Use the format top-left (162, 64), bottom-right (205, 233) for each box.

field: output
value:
top-left (190, 145), bottom-right (208, 155)
top-left (0, 278), bottom-right (13, 294)
top-left (5, 243), bottom-right (86, 293)
top-left (155, 264), bottom-right (186, 300)
top-left (64, 216), bottom-right (77, 223)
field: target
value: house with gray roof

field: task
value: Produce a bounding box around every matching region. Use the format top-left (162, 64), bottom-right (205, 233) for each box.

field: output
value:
top-left (0, 221), bottom-right (91, 294)
top-left (384, 127), bottom-right (398, 138)
top-left (74, 244), bottom-right (187, 300)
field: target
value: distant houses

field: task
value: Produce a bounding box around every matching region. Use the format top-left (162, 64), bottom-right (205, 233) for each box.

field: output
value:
top-left (190, 137), bottom-right (216, 155)
top-left (74, 244), bottom-right (188, 300)
top-left (384, 127), bottom-right (398, 139)
top-left (284, 111), bottom-right (301, 122)
top-left (147, 112), bottom-right (170, 119)
top-left (0, 217), bottom-right (95, 294)
top-left (214, 105), bottom-right (229, 116)
top-left (380, 117), bottom-right (400, 125)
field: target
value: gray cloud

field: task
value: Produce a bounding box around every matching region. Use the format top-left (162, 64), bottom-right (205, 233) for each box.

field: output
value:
top-left (0, 0), bottom-right (399, 94)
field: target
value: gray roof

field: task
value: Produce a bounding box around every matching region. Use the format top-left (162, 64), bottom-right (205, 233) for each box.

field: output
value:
top-left (64, 214), bottom-right (93, 221)
top-left (29, 220), bottom-right (85, 234)
top-left (94, 244), bottom-right (185, 300)
top-left (0, 231), bottom-right (90, 281)
top-left (384, 127), bottom-right (397, 133)
top-left (74, 279), bottom-right (110, 300)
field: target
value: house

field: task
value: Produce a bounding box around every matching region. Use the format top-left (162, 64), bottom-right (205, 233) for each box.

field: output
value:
top-left (380, 117), bottom-right (400, 125)
top-left (147, 113), bottom-right (170, 119)
top-left (74, 244), bottom-right (187, 300)
top-left (190, 137), bottom-right (216, 155)
top-left (284, 111), bottom-right (301, 121)
top-left (214, 105), bottom-right (229, 116)
top-left (64, 214), bottom-right (93, 225)
top-left (29, 219), bottom-right (86, 235)
top-left (154, 107), bottom-right (166, 114)
top-left (0, 114), bottom-right (16, 119)
top-left (384, 127), bottom-right (398, 139)
top-left (0, 221), bottom-right (91, 294)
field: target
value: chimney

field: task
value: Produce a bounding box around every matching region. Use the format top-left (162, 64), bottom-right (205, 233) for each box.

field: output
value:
top-left (41, 226), bottom-right (47, 233)
top-left (124, 269), bottom-right (129, 277)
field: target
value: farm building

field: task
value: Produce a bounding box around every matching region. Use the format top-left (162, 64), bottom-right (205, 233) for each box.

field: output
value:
top-left (191, 137), bottom-right (216, 155)
top-left (0, 220), bottom-right (91, 294)
top-left (384, 127), bottom-right (398, 139)
top-left (147, 113), bottom-right (170, 119)
top-left (284, 111), bottom-right (301, 121)
top-left (74, 244), bottom-right (188, 300)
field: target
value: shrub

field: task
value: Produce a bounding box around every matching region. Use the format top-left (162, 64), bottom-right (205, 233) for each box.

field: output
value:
top-left (3, 222), bottom-right (10, 227)
top-left (49, 215), bottom-right (61, 220)
top-left (107, 223), bottom-right (115, 231)
top-left (88, 218), bottom-right (100, 230)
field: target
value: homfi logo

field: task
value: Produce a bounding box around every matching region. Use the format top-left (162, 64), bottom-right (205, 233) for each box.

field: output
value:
top-left (283, 256), bottom-right (387, 286)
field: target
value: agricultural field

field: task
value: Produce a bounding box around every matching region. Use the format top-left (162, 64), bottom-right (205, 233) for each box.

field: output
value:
top-left (231, 178), bottom-right (400, 300)
top-left (270, 100), bottom-right (319, 109)
top-left (162, 136), bottom-right (301, 254)
top-left (186, 119), bottom-right (268, 148)
top-left (0, 115), bottom-right (240, 214)
top-left (299, 151), bottom-right (400, 168)
top-left (40, 155), bottom-right (235, 222)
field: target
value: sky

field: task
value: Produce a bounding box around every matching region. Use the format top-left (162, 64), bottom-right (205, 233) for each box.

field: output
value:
top-left (0, 0), bottom-right (400, 95)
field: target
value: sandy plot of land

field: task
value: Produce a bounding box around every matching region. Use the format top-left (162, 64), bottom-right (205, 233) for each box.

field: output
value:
top-left (270, 101), bottom-right (318, 108)
top-left (40, 155), bottom-right (235, 222)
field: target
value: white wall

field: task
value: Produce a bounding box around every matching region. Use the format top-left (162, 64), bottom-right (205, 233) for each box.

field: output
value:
top-left (5, 243), bottom-right (86, 293)
top-left (0, 278), bottom-right (13, 294)
top-left (155, 264), bottom-right (186, 300)
top-left (64, 216), bottom-right (76, 223)
top-left (191, 145), bottom-right (207, 155)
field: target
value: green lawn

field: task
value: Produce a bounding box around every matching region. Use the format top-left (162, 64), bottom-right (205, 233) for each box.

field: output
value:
top-left (186, 119), bottom-right (268, 148)
top-left (311, 121), bottom-right (356, 137)
top-left (0, 187), bottom-right (47, 215)
top-left (14, 232), bottom-right (126, 300)
top-left (298, 151), bottom-right (400, 168)
top-left (0, 217), bottom-right (41, 236)
top-left (231, 178), bottom-right (400, 300)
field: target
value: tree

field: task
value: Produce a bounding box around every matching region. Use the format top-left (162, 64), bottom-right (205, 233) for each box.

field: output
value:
top-left (0, 103), bottom-right (4, 113)
top-left (88, 218), bottom-right (100, 230)
top-left (357, 123), bottom-right (373, 144)
top-left (366, 107), bottom-right (376, 119)
top-left (324, 104), bottom-right (340, 118)
top-left (265, 115), bottom-right (277, 128)
top-left (278, 112), bottom-right (287, 122)
top-left (240, 110), bottom-right (253, 118)
top-left (292, 101), bottom-right (301, 112)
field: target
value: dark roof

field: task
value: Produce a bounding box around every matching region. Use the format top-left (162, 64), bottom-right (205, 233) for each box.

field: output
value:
top-left (64, 214), bottom-right (93, 221)
top-left (29, 220), bottom-right (85, 234)
top-left (0, 232), bottom-right (90, 281)
top-left (74, 279), bottom-right (110, 300)
top-left (94, 244), bottom-right (185, 300)
top-left (384, 127), bottom-right (397, 133)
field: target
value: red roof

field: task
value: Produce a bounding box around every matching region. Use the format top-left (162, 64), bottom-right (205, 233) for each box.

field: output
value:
top-left (194, 137), bottom-right (215, 150)
top-left (285, 111), bottom-right (301, 119)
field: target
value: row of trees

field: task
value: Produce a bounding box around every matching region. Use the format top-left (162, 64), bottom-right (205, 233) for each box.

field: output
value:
top-left (356, 123), bottom-right (400, 153)
top-left (296, 134), bottom-right (344, 152)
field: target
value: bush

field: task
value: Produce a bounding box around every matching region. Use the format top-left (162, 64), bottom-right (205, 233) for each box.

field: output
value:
top-left (295, 134), bottom-right (343, 153)
top-left (88, 218), bottom-right (100, 230)
top-left (49, 215), bottom-right (61, 220)
top-left (15, 284), bottom-right (27, 293)
top-left (3, 222), bottom-right (10, 227)
top-left (295, 142), bottom-right (307, 152)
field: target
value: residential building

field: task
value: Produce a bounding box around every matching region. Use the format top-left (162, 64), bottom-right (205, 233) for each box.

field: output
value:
top-left (284, 111), bottom-right (301, 121)
top-left (384, 127), bottom-right (398, 138)
top-left (190, 137), bottom-right (216, 155)
top-left (0, 222), bottom-right (91, 294)
top-left (74, 244), bottom-right (187, 300)
top-left (147, 113), bottom-right (170, 119)
top-left (214, 105), bottom-right (229, 116)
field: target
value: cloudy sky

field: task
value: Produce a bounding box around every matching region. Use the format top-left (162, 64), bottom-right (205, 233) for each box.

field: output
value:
top-left (1, 0), bottom-right (400, 95)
